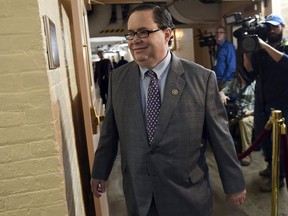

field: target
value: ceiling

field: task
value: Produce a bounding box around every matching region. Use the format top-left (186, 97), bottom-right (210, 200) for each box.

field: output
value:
top-left (87, 0), bottom-right (260, 54)
top-left (88, 0), bottom-right (254, 4)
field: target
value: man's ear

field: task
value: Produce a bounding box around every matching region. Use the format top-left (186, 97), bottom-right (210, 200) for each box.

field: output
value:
top-left (164, 28), bottom-right (173, 43)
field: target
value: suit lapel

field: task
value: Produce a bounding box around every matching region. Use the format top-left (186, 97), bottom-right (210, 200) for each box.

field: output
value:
top-left (124, 56), bottom-right (186, 147)
top-left (153, 54), bottom-right (186, 145)
top-left (126, 63), bottom-right (149, 144)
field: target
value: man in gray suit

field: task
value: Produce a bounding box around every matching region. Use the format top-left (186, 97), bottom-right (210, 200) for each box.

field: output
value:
top-left (91, 4), bottom-right (246, 216)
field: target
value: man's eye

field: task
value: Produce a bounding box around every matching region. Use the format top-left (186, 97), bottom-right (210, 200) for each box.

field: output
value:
top-left (138, 30), bottom-right (147, 34)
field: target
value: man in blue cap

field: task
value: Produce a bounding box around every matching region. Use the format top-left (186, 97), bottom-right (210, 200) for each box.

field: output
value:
top-left (244, 14), bottom-right (288, 192)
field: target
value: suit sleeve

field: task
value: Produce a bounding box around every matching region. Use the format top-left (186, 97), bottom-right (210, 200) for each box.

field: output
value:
top-left (204, 71), bottom-right (246, 194)
top-left (91, 72), bottom-right (119, 180)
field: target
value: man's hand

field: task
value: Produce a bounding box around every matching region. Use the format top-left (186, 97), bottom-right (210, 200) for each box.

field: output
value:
top-left (226, 189), bottom-right (247, 208)
top-left (242, 109), bottom-right (253, 116)
top-left (258, 37), bottom-right (284, 62)
top-left (258, 37), bottom-right (270, 50)
top-left (90, 178), bottom-right (106, 198)
top-left (219, 91), bottom-right (229, 105)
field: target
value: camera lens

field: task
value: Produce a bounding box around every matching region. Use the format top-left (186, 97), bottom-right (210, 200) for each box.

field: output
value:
top-left (241, 35), bottom-right (259, 52)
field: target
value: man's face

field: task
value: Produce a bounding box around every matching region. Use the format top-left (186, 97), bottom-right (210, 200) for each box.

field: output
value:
top-left (127, 10), bottom-right (171, 68)
top-left (215, 28), bottom-right (226, 43)
top-left (98, 51), bottom-right (104, 59)
top-left (267, 24), bottom-right (284, 44)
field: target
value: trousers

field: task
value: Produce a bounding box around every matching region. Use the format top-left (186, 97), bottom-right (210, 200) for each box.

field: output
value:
top-left (147, 197), bottom-right (159, 216)
top-left (239, 116), bottom-right (254, 153)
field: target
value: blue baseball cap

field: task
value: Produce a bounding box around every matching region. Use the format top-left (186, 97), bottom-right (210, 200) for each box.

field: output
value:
top-left (264, 14), bottom-right (285, 26)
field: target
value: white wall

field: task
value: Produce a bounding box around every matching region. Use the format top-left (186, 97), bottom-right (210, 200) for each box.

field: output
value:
top-left (173, 28), bottom-right (195, 62)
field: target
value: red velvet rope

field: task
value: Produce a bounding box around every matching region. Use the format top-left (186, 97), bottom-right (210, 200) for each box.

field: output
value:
top-left (237, 125), bottom-right (288, 190)
top-left (238, 128), bottom-right (270, 160)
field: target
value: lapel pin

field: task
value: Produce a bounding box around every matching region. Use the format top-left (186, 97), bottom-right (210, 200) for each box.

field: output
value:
top-left (171, 89), bottom-right (179, 96)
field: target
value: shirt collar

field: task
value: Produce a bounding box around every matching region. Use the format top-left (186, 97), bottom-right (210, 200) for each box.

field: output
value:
top-left (139, 51), bottom-right (171, 80)
top-left (217, 40), bottom-right (226, 46)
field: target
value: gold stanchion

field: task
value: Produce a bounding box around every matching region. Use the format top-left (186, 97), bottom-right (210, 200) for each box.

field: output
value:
top-left (280, 123), bottom-right (286, 137)
top-left (265, 117), bottom-right (273, 131)
top-left (271, 110), bottom-right (284, 216)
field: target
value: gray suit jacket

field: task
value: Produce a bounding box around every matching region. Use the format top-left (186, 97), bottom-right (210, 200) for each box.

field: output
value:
top-left (92, 52), bottom-right (246, 216)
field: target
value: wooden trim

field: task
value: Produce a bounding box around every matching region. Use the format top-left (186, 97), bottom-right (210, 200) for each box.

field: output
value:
top-left (71, 1), bottom-right (108, 215)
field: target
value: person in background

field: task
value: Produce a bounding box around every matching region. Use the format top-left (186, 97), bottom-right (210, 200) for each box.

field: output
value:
top-left (117, 56), bottom-right (128, 67)
top-left (213, 26), bottom-right (237, 90)
top-left (91, 4), bottom-right (246, 216)
top-left (219, 69), bottom-right (255, 166)
top-left (243, 14), bottom-right (288, 192)
top-left (94, 50), bottom-right (113, 106)
top-left (112, 57), bottom-right (118, 69)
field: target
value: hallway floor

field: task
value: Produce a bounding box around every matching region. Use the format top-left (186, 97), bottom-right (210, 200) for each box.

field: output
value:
top-left (106, 148), bottom-right (288, 216)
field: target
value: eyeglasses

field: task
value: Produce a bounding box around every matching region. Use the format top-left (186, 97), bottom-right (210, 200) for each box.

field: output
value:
top-left (215, 31), bottom-right (225, 34)
top-left (124, 29), bottom-right (161, 40)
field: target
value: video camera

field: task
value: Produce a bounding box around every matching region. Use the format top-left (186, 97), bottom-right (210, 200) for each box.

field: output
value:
top-left (197, 30), bottom-right (216, 48)
top-left (197, 30), bottom-right (216, 69)
top-left (224, 12), bottom-right (270, 53)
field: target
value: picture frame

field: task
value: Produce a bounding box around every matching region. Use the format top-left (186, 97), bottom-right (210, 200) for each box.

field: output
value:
top-left (43, 15), bottom-right (60, 69)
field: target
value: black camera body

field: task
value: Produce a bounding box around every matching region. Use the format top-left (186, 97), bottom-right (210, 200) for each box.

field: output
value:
top-left (198, 31), bottom-right (216, 47)
top-left (225, 12), bottom-right (270, 53)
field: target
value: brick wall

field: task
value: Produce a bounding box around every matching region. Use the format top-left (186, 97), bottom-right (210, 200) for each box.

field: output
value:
top-left (0, 0), bottom-right (85, 215)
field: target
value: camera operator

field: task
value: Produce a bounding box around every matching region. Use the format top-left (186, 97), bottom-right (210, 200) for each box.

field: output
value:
top-left (219, 70), bottom-right (255, 166)
top-left (243, 14), bottom-right (288, 192)
top-left (213, 26), bottom-right (237, 90)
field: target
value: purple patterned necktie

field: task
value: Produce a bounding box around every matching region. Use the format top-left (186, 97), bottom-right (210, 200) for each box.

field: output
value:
top-left (146, 70), bottom-right (161, 145)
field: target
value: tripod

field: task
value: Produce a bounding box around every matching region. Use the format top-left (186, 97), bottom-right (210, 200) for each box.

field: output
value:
top-left (208, 45), bottom-right (216, 69)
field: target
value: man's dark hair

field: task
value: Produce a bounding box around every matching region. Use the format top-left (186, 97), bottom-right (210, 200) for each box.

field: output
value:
top-left (128, 4), bottom-right (175, 46)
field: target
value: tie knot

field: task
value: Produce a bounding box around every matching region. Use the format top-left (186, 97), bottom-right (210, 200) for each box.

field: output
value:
top-left (146, 70), bottom-right (158, 80)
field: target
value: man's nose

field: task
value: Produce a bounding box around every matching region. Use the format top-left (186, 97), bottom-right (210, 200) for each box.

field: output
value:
top-left (270, 26), bottom-right (277, 32)
top-left (131, 36), bottom-right (142, 43)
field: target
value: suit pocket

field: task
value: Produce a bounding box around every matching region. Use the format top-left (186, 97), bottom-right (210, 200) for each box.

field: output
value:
top-left (188, 166), bottom-right (204, 184)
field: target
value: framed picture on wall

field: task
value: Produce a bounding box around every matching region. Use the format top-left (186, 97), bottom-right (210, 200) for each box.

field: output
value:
top-left (43, 15), bottom-right (60, 69)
